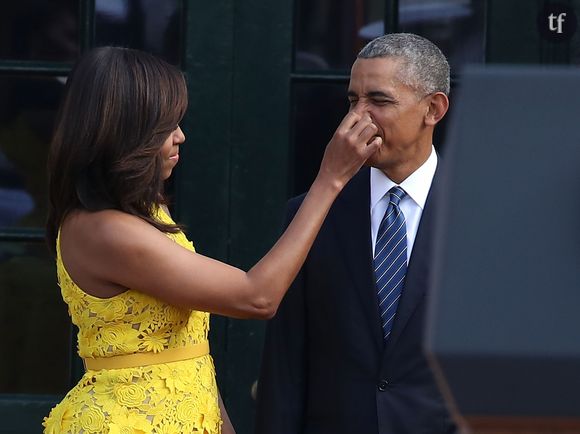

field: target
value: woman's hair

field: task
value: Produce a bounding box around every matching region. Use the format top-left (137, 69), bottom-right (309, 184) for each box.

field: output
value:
top-left (46, 46), bottom-right (188, 253)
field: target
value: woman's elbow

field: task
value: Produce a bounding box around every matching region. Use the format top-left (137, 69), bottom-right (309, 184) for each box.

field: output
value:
top-left (248, 296), bottom-right (278, 320)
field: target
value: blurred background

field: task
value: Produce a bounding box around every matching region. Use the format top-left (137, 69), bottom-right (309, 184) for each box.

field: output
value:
top-left (0, 0), bottom-right (579, 433)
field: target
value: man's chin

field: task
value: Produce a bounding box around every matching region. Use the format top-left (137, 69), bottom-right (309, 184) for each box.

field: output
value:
top-left (362, 161), bottom-right (374, 169)
top-left (364, 152), bottom-right (387, 169)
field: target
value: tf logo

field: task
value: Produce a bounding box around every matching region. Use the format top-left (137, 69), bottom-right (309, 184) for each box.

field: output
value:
top-left (538, 2), bottom-right (578, 42)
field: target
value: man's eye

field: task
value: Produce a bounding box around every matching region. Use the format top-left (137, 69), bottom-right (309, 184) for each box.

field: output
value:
top-left (373, 99), bottom-right (390, 105)
top-left (348, 100), bottom-right (358, 105)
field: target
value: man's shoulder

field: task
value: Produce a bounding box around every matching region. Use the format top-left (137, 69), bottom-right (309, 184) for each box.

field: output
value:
top-left (286, 168), bottom-right (370, 215)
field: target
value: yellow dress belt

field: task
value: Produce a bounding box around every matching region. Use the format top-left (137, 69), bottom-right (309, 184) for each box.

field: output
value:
top-left (83, 341), bottom-right (210, 371)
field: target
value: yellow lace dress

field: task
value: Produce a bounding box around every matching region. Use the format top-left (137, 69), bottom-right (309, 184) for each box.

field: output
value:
top-left (43, 208), bottom-right (222, 434)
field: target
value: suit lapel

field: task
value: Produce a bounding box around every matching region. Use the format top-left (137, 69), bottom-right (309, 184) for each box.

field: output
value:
top-left (384, 167), bottom-right (441, 356)
top-left (330, 168), bottom-right (383, 351)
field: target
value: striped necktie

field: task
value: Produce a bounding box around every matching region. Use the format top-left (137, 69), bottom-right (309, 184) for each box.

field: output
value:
top-left (374, 186), bottom-right (408, 342)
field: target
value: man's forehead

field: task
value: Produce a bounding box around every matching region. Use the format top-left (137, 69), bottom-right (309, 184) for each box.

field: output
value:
top-left (351, 56), bottom-right (405, 73)
top-left (348, 58), bottom-right (404, 93)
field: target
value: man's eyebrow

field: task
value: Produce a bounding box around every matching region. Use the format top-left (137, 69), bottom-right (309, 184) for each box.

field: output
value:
top-left (346, 90), bottom-right (394, 98)
top-left (367, 91), bottom-right (392, 98)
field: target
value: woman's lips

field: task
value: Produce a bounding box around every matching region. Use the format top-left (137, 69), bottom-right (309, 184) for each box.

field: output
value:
top-left (169, 154), bottom-right (179, 162)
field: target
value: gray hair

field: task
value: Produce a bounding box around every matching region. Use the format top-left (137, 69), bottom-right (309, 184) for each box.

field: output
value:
top-left (358, 33), bottom-right (450, 96)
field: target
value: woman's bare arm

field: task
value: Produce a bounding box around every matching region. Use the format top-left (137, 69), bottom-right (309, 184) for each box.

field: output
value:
top-left (59, 113), bottom-right (380, 318)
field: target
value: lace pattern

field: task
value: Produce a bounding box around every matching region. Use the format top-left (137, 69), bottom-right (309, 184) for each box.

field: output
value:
top-left (43, 208), bottom-right (221, 433)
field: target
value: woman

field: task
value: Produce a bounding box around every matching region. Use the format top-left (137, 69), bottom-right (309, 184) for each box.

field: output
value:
top-left (43, 47), bottom-right (380, 434)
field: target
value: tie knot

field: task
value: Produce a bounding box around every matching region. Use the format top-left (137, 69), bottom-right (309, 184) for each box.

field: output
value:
top-left (388, 186), bottom-right (406, 207)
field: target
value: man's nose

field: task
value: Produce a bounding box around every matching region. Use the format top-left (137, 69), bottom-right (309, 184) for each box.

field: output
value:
top-left (351, 100), bottom-right (370, 116)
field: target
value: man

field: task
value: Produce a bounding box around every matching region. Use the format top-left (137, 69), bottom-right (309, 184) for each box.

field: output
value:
top-left (255, 33), bottom-right (456, 434)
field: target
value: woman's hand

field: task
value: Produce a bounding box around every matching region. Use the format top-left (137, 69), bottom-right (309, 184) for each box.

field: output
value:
top-left (317, 112), bottom-right (382, 191)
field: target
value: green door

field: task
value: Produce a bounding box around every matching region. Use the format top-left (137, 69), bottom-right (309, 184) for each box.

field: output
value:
top-left (0, 3), bottom-right (91, 431)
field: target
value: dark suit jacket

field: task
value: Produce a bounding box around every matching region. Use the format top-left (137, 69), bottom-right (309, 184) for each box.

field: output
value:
top-left (255, 167), bottom-right (456, 434)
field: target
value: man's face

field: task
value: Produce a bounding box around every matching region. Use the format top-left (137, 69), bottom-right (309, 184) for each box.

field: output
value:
top-left (347, 57), bottom-right (434, 180)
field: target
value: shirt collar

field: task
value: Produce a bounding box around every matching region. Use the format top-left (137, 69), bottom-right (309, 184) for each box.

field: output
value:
top-left (370, 145), bottom-right (438, 211)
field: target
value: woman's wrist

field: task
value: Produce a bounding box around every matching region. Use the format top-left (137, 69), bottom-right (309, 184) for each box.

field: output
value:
top-left (312, 168), bottom-right (347, 197)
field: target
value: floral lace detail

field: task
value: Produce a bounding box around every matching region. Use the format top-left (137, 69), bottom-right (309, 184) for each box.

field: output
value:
top-left (43, 207), bottom-right (221, 434)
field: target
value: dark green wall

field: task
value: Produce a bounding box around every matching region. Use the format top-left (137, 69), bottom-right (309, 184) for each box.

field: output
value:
top-left (177, 1), bottom-right (292, 432)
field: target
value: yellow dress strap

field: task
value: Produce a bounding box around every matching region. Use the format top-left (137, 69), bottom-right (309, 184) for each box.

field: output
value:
top-left (83, 341), bottom-right (210, 371)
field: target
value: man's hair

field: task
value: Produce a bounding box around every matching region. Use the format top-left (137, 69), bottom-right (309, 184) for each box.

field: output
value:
top-left (46, 47), bottom-right (187, 253)
top-left (358, 33), bottom-right (450, 96)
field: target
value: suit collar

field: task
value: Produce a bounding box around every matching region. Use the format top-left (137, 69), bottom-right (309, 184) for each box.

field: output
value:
top-left (383, 164), bottom-right (441, 355)
top-left (330, 167), bottom-right (384, 351)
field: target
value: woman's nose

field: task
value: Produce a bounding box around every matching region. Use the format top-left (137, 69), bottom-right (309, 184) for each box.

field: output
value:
top-left (175, 125), bottom-right (185, 143)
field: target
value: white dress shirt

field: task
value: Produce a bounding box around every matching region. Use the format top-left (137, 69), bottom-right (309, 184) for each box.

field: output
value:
top-left (370, 146), bottom-right (438, 260)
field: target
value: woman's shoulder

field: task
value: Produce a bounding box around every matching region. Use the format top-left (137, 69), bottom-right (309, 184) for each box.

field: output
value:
top-left (61, 208), bottom-right (164, 255)
top-left (64, 207), bottom-right (140, 233)
top-left (59, 208), bottom-right (175, 298)
top-left (65, 208), bottom-right (133, 226)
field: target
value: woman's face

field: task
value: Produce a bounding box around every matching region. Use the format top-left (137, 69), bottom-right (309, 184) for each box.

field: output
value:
top-left (159, 125), bottom-right (185, 180)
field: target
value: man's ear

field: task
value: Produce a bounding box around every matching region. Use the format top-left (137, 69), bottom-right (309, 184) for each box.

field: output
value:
top-left (425, 92), bottom-right (449, 126)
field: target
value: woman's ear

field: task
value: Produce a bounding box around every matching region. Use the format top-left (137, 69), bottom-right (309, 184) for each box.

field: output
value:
top-left (425, 92), bottom-right (449, 126)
